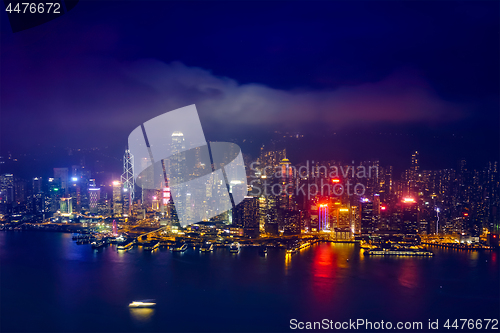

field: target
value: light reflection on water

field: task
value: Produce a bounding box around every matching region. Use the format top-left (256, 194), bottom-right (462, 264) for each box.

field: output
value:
top-left (0, 232), bottom-right (498, 333)
top-left (311, 243), bottom-right (336, 303)
top-left (397, 260), bottom-right (419, 289)
top-left (284, 253), bottom-right (292, 275)
top-left (129, 308), bottom-right (155, 323)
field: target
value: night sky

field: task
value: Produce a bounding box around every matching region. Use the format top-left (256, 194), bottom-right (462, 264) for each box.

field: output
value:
top-left (1, 1), bottom-right (498, 174)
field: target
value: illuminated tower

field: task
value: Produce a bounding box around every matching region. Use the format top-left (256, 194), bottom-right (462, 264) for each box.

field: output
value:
top-left (337, 207), bottom-right (351, 229)
top-left (121, 149), bottom-right (135, 199)
top-left (360, 197), bottom-right (374, 237)
top-left (53, 168), bottom-right (68, 194)
top-left (59, 197), bottom-right (73, 216)
top-left (69, 176), bottom-right (81, 213)
top-left (169, 131), bottom-right (187, 221)
top-left (279, 158), bottom-right (295, 210)
top-left (88, 187), bottom-right (100, 214)
top-left (0, 174), bottom-right (14, 204)
top-left (170, 131), bottom-right (186, 184)
top-left (121, 150), bottom-right (134, 216)
top-left (409, 151), bottom-right (420, 195)
top-left (258, 196), bottom-right (267, 233)
top-left (263, 195), bottom-right (279, 235)
top-left (233, 196), bottom-right (259, 237)
top-left (373, 194), bottom-right (380, 231)
top-left (335, 206), bottom-right (352, 240)
top-left (140, 157), bottom-right (153, 207)
top-left (402, 197), bottom-right (418, 235)
top-left (379, 203), bottom-right (390, 231)
top-left (112, 181), bottom-right (122, 216)
top-left (33, 177), bottom-right (42, 194)
top-left (319, 204), bottom-right (329, 231)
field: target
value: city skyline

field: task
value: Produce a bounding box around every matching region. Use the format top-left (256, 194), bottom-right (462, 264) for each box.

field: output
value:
top-left (1, 1), bottom-right (498, 332)
top-left (1, 146), bottom-right (498, 242)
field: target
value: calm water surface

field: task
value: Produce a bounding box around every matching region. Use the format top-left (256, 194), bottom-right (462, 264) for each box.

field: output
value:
top-left (1, 231), bottom-right (498, 332)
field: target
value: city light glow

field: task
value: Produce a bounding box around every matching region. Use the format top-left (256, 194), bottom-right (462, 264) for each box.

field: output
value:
top-left (0, 6), bottom-right (497, 331)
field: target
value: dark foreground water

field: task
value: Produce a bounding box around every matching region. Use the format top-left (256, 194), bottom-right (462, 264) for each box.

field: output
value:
top-left (1, 231), bottom-right (498, 333)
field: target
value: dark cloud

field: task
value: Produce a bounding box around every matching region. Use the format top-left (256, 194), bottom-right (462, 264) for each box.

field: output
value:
top-left (125, 60), bottom-right (466, 127)
top-left (0, 0), bottom-right (497, 167)
top-left (2, 57), bottom-right (467, 151)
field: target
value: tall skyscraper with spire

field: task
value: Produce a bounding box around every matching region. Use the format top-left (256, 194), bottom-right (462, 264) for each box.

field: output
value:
top-left (409, 150), bottom-right (420, 195)
top-left (168, 132), bottom-right (187, 223)
top-left (121, 149), bottom-right (134, 216)
top-left (121, 149), bottom-right (135, 199)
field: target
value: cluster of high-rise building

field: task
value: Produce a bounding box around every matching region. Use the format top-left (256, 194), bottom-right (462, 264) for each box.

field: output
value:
top-left (0, 146), bottom-right (499, 243)
top-left (244, 150), bottom-right (500, 242)
top-left (0, 163), bottom-right (105, 220)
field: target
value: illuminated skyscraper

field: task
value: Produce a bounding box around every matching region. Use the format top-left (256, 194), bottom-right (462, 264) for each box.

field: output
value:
top-left (170, 131), bottom-right (186, 182)
top-left (360, 197), bottom-right (374, 237)
top-left (279, 158), bottom-right (295, 210)
top-left (120, 150), bottom-right (134, 216)
top-left (233, 196), bottom-right (259, 237)
top-left (409, 151), bottom-right (420, 195)
top-left (53, 168), bottom-right (68, 194)
top-left (60, 197), bottom-right (73, 216)
top-left (69, 176), bottom-right (81, 213)
top-left (169, 131), bottom-right (186, 221)
top-left (373, 194), bottom-right (380, 231)
top-left (32, 177), bottom-right (42, 194)
top-left (139, 157), bottom-right (154, 206)
top-left (258, 196), bottom-right (267, 233)
top-left (263, 195), bottom-right (279, 235)
top-left (318, 204), bottom-right (329, 231)
top-left (283, 210), bottom-right (300, 235)
top-left (361, 160), bottom-right (379, 197)
top-left (161, 187), bottom-right (170, 212)
top-left (45, 178), bottom-right (60, 213)
top-left (112, 181), bottom-right (122, 216)
top-left (89, 187), bottom-right (100, 214)
top-left (337, 207), bottom-right (351, 228)
top-left (0, 174), bottom-right (14, 204)
top-left (79, 169), bottom-right (91, 212)
top-left (402, 197), bottom-right (418, 235)
top-left (351, 205), bottom-right (361, 235)
top-left (411, 151), bottom-right (419, 173)
top-left (121, 149), bottom-right (135, 199)
top-left (32, 177), bottom-right (44, 214)
top-left (379, 203), bottom-right (390, 230)
top-left (334, 206), bottom-right (352, 240)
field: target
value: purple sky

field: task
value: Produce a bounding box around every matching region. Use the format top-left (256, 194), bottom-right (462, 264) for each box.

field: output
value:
top-left (1, 1), bottom-right (498, 170)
